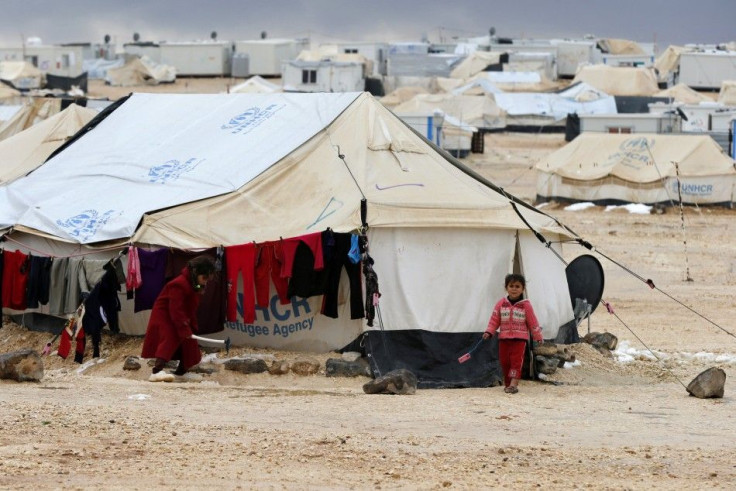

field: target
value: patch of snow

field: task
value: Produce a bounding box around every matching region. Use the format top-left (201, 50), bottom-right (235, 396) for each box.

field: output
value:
top-left (563, 359), bottom-right (581, 369)
top-left (535, 202), bottom-right (549, 208)
top-left (127, 393), bottom-right (150, 401)
top-left (604, 203), bottom-right (652, 214)
top-left (200, 353), bottom-right (219, 364)
top-left (76, 357), bottom-right (106, 374)
top-left (564, 202), bottom-right (596, 211)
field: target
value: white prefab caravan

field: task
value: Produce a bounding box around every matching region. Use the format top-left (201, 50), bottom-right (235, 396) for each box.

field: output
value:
top-left (160, 42), bottom-right (232, 76)
top-left (0, 44), bottom-right (85, 77)
top-left (551, 40), bottom-right (598, 78)
top-left (282, 60), bottom-right (364, 92)
top-left (234, 39), bottom-right (310, 77)
top-left (579, 113), bottom-right (681, 134)
top-left (123, 43), bottom-right (162, 63)
top-left (335, 42), bottom-right (388, 76)
top-left (678, 51), bottom-right (736, 90)
top-left (600, 54), bottom-right (655, 68)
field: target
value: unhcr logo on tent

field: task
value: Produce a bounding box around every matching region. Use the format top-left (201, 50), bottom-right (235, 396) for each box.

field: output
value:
top-left (221, 104), bottom-right (285, 135)
top-left (619, 137), bottom-right (655, 152)
top-left (607, 137), bottom-right (655, 168)
top-left (56, 209), bottom-right (118, 241)
top-left (226, 293), bottom-right (315, 338)
top-left (147, 158), bottom-right (204, 184)
top-left (672, 181), bottom-right (714, 196)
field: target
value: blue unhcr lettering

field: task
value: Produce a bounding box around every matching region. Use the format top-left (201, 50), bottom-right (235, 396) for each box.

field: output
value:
top-left (56, 209), bottom-right (118, 241)
top-left (220, 104), bottom-right (285, 135)
top-left (148, 157), bottom-right (204, 184)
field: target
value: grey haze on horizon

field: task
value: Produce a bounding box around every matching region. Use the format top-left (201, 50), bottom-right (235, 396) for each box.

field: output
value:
top-left (0, 0), bottom-right (733, 50)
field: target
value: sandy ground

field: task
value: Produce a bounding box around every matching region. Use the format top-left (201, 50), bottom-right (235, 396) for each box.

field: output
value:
top-left (2, 80), bottom-right (736, 489)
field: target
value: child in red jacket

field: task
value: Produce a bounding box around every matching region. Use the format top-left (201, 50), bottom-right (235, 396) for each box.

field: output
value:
top-left (482, 273), bottom-right (543, 394)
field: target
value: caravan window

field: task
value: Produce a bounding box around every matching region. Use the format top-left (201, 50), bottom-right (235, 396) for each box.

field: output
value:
top-left (607, 126), bottom-right (632, 134)
top-left (301, 69), bottom-right (317, 84)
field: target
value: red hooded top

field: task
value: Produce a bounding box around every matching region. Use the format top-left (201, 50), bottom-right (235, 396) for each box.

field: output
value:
top-left (141, 266), bottom-right (202, 370)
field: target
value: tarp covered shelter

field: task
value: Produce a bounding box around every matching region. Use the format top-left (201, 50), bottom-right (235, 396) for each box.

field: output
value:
top-left (536, 133), bottom-right (736, 205)
top-left (105, 56), bottom-right (176, 86)
top-left (392, 93), bottom-right (505, 130)
top-left (229, 75), bottom-right (282, 94)
top-left (654, 45), bottom-right (690, 83)
top-left (572, 64), bottom-right (660, 96)
top-left (449, 51), bottom-right (504, 80)
top-left (0, 103), bottom-right (97, 185)
top-left (0, 84), bottom-right (21, 101)
top-left (718, 80), bottom-right (736, 106)
top-left (656, 83), bottom-right (713, 104)
top-left (0, 61), bottom-right (45, 90)
top-left (0, 91), bottom-right (576, 388)
top-left (0, 98), bottom-right (62, 142)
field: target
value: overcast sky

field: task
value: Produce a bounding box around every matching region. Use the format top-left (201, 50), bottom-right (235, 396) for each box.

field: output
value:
top-left (0, 0), bottom-right (733, 50)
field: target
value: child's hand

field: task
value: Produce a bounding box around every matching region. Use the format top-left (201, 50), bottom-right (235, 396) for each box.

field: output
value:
top-left (482, 332), bottom-right (491, 340)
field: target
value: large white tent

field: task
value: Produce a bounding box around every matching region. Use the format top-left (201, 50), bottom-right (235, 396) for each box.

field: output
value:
top-left (536, 133), bottom-right (736, 205)
top-left (0, 91), bottom-right (576, 387)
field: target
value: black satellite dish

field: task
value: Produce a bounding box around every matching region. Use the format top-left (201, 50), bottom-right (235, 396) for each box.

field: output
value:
top-left (211, 31), bottom-right (218, 41)
top-left (133, 32), bottom-right (140, 42)
top-left (565, 254), bottom-right (604, 319)
top-left (104, 34), bottom-right (111, 44)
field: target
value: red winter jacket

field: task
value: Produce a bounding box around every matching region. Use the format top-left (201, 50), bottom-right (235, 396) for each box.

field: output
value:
top-left (485, 297), bottom-right (543, 342)
top-left (141, 267), bottom-right (202, 370)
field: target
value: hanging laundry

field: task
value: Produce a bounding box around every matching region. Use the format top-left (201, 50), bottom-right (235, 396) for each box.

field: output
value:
top-left (321, 232), bottom-right (364, 320)
top-left (133, 248), bottom-right (168, 312)
top-left (287, 239), bottom-right (329, 300)
top-left (225, 243), bottom-right (256, 323)
top-left (126, 246), bottom-right (142, 298)
top-left (279, 232), bottom-right (324, 279)
top-left (47, 257), bottom-right (69, 315)
top-left (1, 250), bottom-right (29, 310)
top-left (63, 257), bottom-right (84, 314)
top-left (78, 258), bottom-right (107, 299)
top-left (363, 254), bottom-right (381, 327)
top-left (81, 267), bottom-right (121, 360)
top-left (254, 241), bottom-right (290, 308)
top-left (26, 255), bottom-right (52, 308)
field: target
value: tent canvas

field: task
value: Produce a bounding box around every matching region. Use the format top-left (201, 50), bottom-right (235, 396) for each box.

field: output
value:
top-left (392, 93), bottom-right (505, 130)
top-left (1, 91), bottom-right (575, 388)
top-left (0, 61), bottom-right (44, 89)
top-left (0, 103), bottom-right (98, 185)
top-left (0, 98), bottom-right (62, 142)
top-left (536, 133), bottom-right (736, 205)
top-left (572, 64), bottom-right (660, 96)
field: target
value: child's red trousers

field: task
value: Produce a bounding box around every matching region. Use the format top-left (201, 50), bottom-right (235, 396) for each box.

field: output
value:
top-left (498, 339), bottom-right (527, 387)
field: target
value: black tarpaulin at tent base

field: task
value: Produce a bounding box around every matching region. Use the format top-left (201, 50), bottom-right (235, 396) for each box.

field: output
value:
top-left (362, 330), bottom-right (503, 389)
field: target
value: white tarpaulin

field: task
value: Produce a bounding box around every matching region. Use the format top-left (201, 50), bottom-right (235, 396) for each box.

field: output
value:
top-left (493, 92), bottom-right (617, 120)
top-left (0, 92), bottom-right (360, 242)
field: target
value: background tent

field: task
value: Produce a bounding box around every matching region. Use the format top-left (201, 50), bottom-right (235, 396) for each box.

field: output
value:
top-left (105, 56), bottom-right (176, 86)
top-left (0, 103), bottom-right (97, 185)
top-left (536, 133), bottom-right (736, 205)
top-left (572, 65), bottom-right (660, 96)
top-left (718, 80), bottom-right (736, 106)
top-left (0, 61), bottom-right (45, 89)
top-left (228, 75), bottom-right (282, 94)
top-left (392, 93), bottom-right (505, 130)
top-left (0, 84), bottom-right (21, 101)
top-left (449, 51), bottom-right (504, 79)
top-left (0, 98), bottom-right (62, 142)
top-left (656, 83), bottom-right (713, 104)
top-left (0, 92), bottom-right (575, 388)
